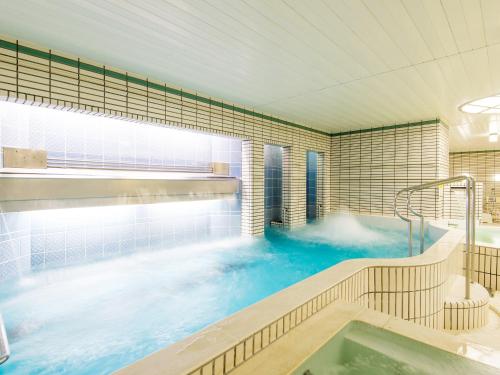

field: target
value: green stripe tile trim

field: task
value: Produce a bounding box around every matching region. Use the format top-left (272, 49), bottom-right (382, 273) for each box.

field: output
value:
top-left (331, 119), bottom-right (441, 137)
top-left (0, 39), bottom-right (330, 136)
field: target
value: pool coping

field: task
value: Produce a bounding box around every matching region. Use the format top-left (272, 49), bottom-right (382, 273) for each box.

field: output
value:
top-left (116, 215), bottom-right (465, 375)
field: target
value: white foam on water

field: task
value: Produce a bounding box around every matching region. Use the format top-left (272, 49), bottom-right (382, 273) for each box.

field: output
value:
top-left (291, 214), bottom-right (392, 247)
top-left (329, 353), bottom-right (420, 374)
top-left (1, 235), bottom-right (271, 374)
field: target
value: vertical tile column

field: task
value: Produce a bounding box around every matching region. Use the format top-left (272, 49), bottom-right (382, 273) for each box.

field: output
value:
top-left (283, 145), bottom-right (306, 228)
top-left (317, 152), bottom-right (325, 218)
top-left (241, 139), bottom-right (264, 235)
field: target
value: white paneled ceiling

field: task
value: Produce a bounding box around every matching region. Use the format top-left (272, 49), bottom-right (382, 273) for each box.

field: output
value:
top-left (1, 0), bottom-right (500, 151)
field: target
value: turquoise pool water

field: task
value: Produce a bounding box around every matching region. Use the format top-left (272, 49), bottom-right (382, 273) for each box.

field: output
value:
top-left (0, 216), bottom-right (443, 375)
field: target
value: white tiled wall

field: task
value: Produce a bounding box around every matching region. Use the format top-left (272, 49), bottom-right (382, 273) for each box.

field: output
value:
top-left (470, 244), bottom-right (500, 292)
top-left (331, 122), bottom-right (449, 219)
top-left (0, 36), bottom-right (332, 237)
top-left (450, 151), bottom-right (500, 221)
top-left (443, 182), bottom-right (483, 222)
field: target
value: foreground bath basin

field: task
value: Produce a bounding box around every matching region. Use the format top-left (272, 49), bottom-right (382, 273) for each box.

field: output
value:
top-left (292, 321), bottom-right (498, 375)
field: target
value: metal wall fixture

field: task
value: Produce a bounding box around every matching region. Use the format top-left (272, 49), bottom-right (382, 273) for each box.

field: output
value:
top-left (394, 175), bottom-right (476, 299)
top-left (46, 157), bottom-right (214, 174)
top-left (0, 314), bottom-right (10, 366)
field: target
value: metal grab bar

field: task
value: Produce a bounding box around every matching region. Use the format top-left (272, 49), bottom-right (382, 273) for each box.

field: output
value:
top-left (408, 190), bottom-right (424, 255)
top-left (0, 314), bottom-right (9, 365)
top-left (394, 175), bottom-right (476, 299)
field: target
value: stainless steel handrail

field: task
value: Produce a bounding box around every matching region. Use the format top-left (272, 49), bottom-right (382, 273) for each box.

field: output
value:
top-left (394, 175), bottom-right (476, 299)
top-left (0, 314), bottom-right (10, 365)
top-left (408, 190), bottom-right (424, 255)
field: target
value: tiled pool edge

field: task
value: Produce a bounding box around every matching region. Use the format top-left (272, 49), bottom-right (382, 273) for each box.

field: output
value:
top-left (117, 222), bottom-right (466, 375)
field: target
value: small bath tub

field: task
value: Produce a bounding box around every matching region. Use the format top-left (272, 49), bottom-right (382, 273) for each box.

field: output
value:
top-left (292, 321), bottom-right (498, 375)
top-left (477, 225), bottom-right (500, 247)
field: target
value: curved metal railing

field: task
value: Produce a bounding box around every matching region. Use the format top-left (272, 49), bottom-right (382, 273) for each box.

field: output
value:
top-left (394, 175), bottom-right (476, 299)
top-left (0, 314), bottom-right (9, 365)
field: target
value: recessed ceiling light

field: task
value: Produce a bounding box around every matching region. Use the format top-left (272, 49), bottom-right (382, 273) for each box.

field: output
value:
top-left (460, 104), bottom-right (487, 113)
top-left (460, 95), bottom-right (500, 114)
top-left (472, 96), bottom-right (500, 107)
top-left (482, 108), bottom-right (500, 114)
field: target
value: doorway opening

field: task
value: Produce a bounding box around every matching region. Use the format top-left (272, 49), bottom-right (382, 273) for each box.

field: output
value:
top-left (264, 145), bottom-right (283, 227)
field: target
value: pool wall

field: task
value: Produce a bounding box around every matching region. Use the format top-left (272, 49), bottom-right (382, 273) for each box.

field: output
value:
top-left (118, 217), bottom-right (480, 375)
top-left (469, 242), bottom-right (500, 292)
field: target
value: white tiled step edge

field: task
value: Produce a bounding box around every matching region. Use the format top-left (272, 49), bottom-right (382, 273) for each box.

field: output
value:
top-left (443, 275), bottom-right (490, 331)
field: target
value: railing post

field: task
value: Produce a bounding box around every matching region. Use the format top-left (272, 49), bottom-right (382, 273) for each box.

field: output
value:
top-left (395, 175), bottom-right (475, 300)
top-left (419, 215), bottom-right (424, 254)
top-left (470, 178), bottom-right (476, 290)
top-left (408, 190), bottom-right (424, 254)
top-left (394, 190), bottom-right (413, 257)
top-left (408, 220), bottom-right (413, 257)
top-left (465, 178), bottom-right (471, 300)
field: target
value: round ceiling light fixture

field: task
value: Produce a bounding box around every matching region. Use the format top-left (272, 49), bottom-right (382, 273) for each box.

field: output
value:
top-left (460, 95), bottom-right (500, 114)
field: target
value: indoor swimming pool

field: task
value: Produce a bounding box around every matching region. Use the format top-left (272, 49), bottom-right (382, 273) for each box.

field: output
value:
top-left (0, 215), bottom-right (445, 375)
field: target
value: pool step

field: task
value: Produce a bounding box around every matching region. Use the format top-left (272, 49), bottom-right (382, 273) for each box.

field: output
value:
top-left (443, 275), bottom-right (490, 330)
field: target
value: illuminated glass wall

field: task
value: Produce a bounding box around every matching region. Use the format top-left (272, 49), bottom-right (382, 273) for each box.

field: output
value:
top-left (0, 102), bottom-right (242, 280)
